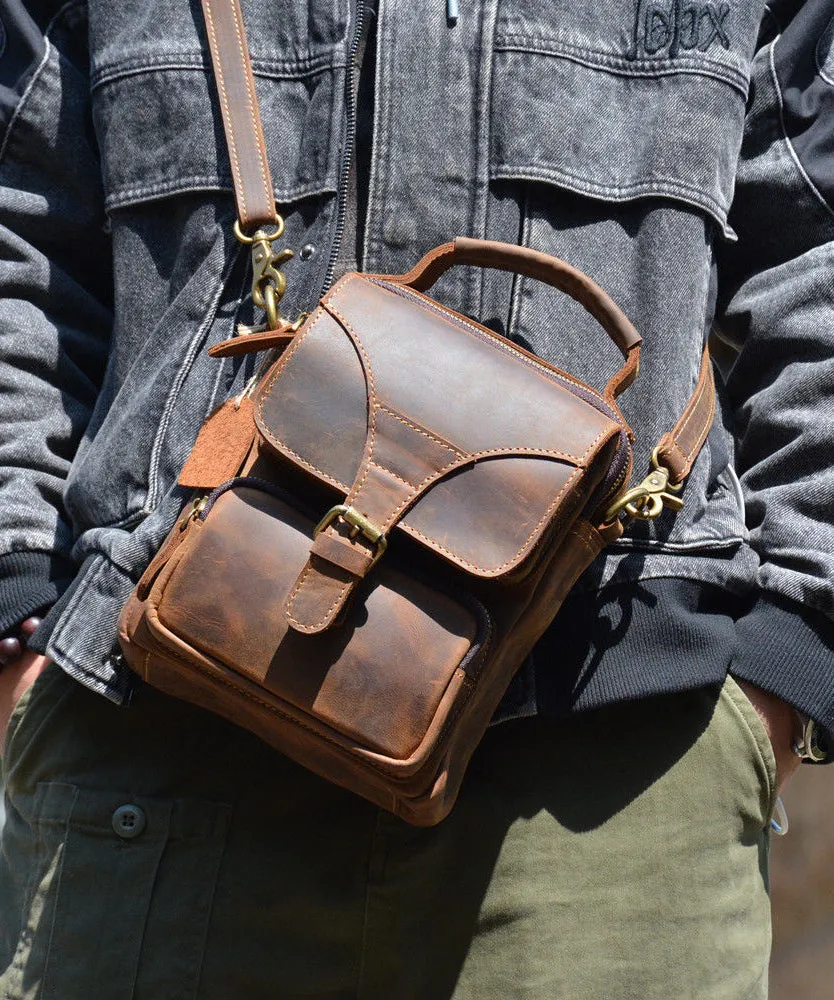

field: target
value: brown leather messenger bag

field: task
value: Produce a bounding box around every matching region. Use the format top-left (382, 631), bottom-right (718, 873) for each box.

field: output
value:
top-left (118, 0), bottom-right (717, 825)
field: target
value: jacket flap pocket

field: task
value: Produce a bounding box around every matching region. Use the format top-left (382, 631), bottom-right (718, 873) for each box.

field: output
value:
top-left (89, 0), bottom-right (347, 212)
top-left (255, 273), bottom-right (623, 577)
top-left (491, 0), bottom-right (763, 234)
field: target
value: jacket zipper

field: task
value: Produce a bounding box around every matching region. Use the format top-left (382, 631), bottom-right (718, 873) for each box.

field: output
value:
top-left (315, 7), bottom-right (629, 516)
top-left (321, 0), bottom-right (367, 294)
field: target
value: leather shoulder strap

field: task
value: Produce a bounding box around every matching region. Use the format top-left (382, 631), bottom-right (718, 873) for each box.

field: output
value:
top-left (657, 346), bottom-right (715, 485)
top-left (199, 2), bottom-right (715, 488)
top-left (201, 0), bottom-right (278, 231)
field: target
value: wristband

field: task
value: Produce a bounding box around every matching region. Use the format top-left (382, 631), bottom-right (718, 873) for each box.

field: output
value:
top-left (792, 711), bottom-right (828, 764)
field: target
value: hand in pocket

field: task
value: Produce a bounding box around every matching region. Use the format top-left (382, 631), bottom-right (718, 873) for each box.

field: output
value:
top-left (735, 678), bottom-right (802, 793)
top-left (0, 650), bottom-right (52, 755)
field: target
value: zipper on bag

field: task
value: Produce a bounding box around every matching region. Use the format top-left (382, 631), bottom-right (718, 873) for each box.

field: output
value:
top-left (195, 476), bottom-right (305, 522)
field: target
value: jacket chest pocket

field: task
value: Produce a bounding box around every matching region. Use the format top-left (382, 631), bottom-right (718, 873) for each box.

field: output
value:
top-left (491, 0), bottom-right (765, 241)
top-left (88, 0), bottom-right (348, 213)
top-left (489, 16), bottom-right (749, 377)
top-left (66, 1), bottom-right (349, 534)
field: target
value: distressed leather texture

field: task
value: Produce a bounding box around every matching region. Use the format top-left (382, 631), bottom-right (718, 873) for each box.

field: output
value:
top-left (118, 240), bottom-right (651, 825)
top-left (177, 397), bottom-right (257, 489)
top-left (199, 0), bottom-right (278, 231)
top-left (255, 273), bottom-right (622, 636)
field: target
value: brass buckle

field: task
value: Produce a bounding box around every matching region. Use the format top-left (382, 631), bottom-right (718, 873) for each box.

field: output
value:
top-left (314, 505), bottom-right (388, 569)
top-left (604, 447), bottom-right (685, 523)
top-left (234, 218), bottom-right (294, 330)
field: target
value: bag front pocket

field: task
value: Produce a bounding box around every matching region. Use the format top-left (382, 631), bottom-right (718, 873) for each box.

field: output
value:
top-left (149, 481), bottom-right (492, 766)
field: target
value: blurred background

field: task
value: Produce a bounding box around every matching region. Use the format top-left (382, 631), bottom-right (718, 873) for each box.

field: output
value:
top-left (770, 766), bottom-right (834, 996)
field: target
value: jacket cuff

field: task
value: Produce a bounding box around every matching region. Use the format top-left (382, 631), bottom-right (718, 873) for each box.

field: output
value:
top-left (0, 550), bottom-right (76, 634)
top-left (730, 595), bottom-right (834, 760)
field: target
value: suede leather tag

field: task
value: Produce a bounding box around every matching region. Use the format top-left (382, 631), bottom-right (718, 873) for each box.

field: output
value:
top-left (178, 397), bottom-right (255, 489)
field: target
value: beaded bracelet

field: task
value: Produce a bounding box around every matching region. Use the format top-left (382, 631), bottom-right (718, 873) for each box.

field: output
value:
top-left (0, 614), bottom-right (46, 669)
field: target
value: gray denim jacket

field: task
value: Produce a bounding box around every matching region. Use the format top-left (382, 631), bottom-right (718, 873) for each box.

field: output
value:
top-left (1, 0), bottom-right (833, 737)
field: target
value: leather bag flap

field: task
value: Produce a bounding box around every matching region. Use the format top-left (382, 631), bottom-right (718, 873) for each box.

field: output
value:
top-left (255, 273), bottom-right (622, 583)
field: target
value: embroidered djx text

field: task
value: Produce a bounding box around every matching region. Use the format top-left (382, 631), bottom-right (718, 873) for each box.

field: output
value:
top-left (627, 0), bottom-right (731, 60)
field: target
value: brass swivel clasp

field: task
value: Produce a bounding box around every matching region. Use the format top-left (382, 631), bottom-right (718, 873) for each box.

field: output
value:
top-left (604, 447), bottom-right (684, 524)
top-left (234, 217), bottom-right (294, 330)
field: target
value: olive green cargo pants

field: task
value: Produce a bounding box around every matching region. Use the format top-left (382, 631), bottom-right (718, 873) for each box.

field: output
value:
top-left (0, 664), bottom-right (775, 999)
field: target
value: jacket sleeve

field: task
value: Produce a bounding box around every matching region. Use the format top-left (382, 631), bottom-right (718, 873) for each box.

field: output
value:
top-left (0, 0), bottom-right (112, 633)
top-left (717, 0), bottom-right (834, 745)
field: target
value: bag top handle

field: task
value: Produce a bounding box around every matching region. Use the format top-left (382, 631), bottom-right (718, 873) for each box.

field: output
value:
top-left (380, 237), bottom-right (643, 408)
top-left (391, 238), bottom-right (641, 354)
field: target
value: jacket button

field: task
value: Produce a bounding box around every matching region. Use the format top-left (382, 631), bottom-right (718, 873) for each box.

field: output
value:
top-left (300, 243), bottom-right (316, 260)
top-left (112, 804), bottom-right (146, 839)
